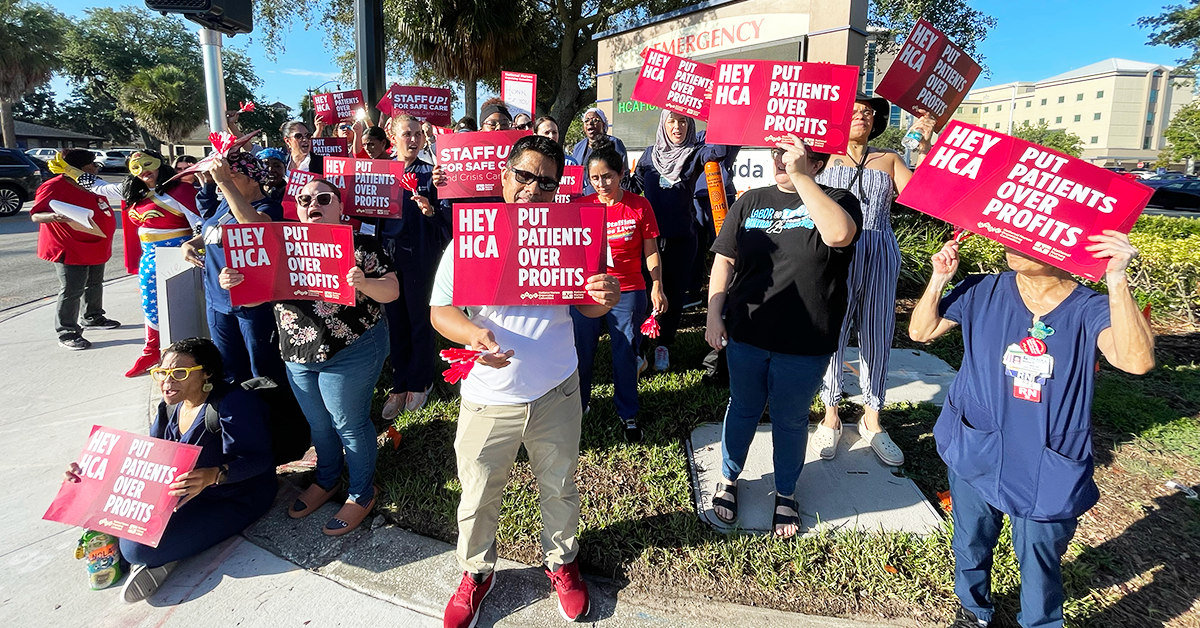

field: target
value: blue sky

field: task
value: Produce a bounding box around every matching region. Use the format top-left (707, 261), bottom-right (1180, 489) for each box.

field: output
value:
top-left (46, 1), bottom-right (1183, 118)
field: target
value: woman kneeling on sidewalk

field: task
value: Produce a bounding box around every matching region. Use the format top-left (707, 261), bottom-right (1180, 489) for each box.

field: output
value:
top-left (220, 178), bottom-right (399, 537)
top-left (909, 233), bottom-right (1154, 627)
top-left (62, 338), bottom-right (278, 603)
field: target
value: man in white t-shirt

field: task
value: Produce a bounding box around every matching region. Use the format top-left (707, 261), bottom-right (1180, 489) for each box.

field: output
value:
top-left (431, 135), bottom-right (620, 628)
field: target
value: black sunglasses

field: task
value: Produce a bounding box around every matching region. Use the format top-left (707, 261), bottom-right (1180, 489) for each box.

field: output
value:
top-left (291, 132), bottom-right (313, 140)
top-left (508, 167), bottom-right (559, 192)
top-left (295, 192), bottom-right (337, 207)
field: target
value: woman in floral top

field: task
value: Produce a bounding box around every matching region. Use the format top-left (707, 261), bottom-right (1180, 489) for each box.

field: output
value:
top-left (220, 178), bottom-right (399, 535)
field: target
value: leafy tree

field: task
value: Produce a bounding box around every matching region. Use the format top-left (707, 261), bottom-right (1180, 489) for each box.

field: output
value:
top-left (870, 0), bottom-right (997, 75)
top-left (871, 126), bottom-right (905, 152)
top-left (60, 88), bottom-right (138, 146)
top-left (119, 65), bottom-right (206, 147)
top-left (1011, 121), bottom-right (1083, 158)
top-left (0, 0), bottom-right (68, 147)
top-left (1140, 1), bottom-right (1200, 71)
top-left (1159, 100), bottom-right (1200, 165)
top-left (12, 85), bottom-right (65, 128)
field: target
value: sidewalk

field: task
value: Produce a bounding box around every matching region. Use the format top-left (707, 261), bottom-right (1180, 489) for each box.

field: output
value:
top-left (0, 275), bottom-right (913, 628)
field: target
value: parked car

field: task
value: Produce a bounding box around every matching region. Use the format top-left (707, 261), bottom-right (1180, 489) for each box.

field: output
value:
top-left (0, 148), bottom-right (43, 217)
top-left (27, 156), bottom-right (52, 182)
top-left (1141, 172), bottom-right (1196, 188)
top-left (91, 150), bottom-right (129, 172)
top-left (1147, 180), bottom-right (1200, 211)
top-left (1127, 169), bottom-right (1154, 179)
top-left (24, 147), bottom-right (59, 160)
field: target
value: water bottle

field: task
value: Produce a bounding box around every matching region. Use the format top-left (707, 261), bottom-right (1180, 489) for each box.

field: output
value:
top-left (901, 128), bottom-right (925, 151)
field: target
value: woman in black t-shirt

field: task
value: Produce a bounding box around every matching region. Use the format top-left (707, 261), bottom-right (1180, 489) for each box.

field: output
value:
top-left (219, 178), bottom-right (399, 536)
top-left (705, 134), bottom-right (863, 538)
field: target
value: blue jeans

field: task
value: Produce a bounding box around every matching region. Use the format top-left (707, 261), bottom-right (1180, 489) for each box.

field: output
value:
top-left (207, 305), bottom-right (287, 385)
top-left (950, 470), bottom-right (1078, 628)
top-left (571, 290), bottom-right (646, 419)
top-left (285, 321), bottom-right (389, 506)
top-left (720, 339), bottom-right (831, 496)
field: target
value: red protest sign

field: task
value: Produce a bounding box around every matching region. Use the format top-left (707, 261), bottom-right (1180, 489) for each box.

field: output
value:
top-left (311, 137), bottom-right (348, 157)
top-left (313, 89), bottom-right (364, 125)
top-left (43, 426), bottom-right (201, 548)
top-left (554, 165), bottom-right (585, 203)
top-left (874, 19), bottom-right (982, 131)
top-left (281, 169), bottom-right (318, 220)
top-left (896, 121), bottom-right (1153, 281)
top-left (380, 85), bottom-right (453, 127)
top-left (435, 130), bottom-right (531, 199)
top-left (224, 222), bottom-right (356, 306)
top-left (501, 71), bottom-right (537, 118)
top-left (323, 157), bottom-right (407, 218)
top-left (705, 61), bottom-right (858, 152)
top-left (453, 203), bottom-right (607, 306)
top-left (632, 49), bottom-right (715, 120)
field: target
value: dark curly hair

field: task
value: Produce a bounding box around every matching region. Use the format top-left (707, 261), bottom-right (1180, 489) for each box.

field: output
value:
top-left (121, 148), bottom-right (183, 205)
top-left (162, 337), bottom-right (225, 385)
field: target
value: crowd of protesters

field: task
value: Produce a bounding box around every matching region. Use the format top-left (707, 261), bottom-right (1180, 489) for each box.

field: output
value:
top-left (32, 79), bottom-right (1157, 628)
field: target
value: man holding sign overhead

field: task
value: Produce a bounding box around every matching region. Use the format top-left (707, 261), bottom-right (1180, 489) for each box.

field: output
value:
top-left (430, 135), bottom-right (620, 627)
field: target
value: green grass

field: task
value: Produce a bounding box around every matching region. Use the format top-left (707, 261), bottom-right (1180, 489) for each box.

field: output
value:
top-left (368, 312), bottom-right (1200, 626)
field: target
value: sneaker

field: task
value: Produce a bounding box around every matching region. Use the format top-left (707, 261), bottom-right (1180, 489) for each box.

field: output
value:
top-left (810, 423), bottom-right (842, 460)
top-left (653, 346), bottom-right (670, 371)
top-left (948, 605), bottom-right (989, 627)
top-left (622, 417), bottom-right (643, 443)
top-left (443, 571), bottom-right (494, 628)
top-left (59, 336), bottom-right (91, 351)
top-left (637, 356), bottom-right (648, 376)
top-left (405, 385), bottom-right (433, 412)
top-left (81, 317), bottom-right (121, 330)
top-left (858, 423), bottom-right (905, 467)
top-left (382, 392), bottom-right (407, 421)
top-left (545, 561), bottom-right (590, 622)
top-left (121, 561), bottom-right (177, 603)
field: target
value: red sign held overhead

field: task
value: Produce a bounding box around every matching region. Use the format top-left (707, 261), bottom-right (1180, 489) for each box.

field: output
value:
top-left (43, 426), bottom-right (202, 548)
top-left (873, 19), bottom-right (982, 132)
top-left (310, 137), bottom-right (348, 157)
top-left (280, 169), bottom-right (318, 221)
top-left (896, 121), bottom-right (1152, 281)
top-left (435, 130), bottom-right (531, 199)
top-left (312, 89), bottom-right (364, 125)
top-left (224, 222), bottom-right (356, 307)
top-left (453, 203), bottom-right (608, 306)
top-left (323, 157), bottom-right (409, 218)
top-left (704, 60), bottom-right (858, 152)
top-left (378, 85), bottom-right (453, 127)
top-left (632, 49), bottom-right (715, 120)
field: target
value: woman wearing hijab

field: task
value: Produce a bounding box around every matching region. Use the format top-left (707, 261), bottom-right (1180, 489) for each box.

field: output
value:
top-left (811, 97), bottom-right (935, 468)
top-left (633, 110), bottom-right (733, 371)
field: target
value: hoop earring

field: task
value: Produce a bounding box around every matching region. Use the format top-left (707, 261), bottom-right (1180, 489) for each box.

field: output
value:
top-left (202, 382), bottom-right (214, 393)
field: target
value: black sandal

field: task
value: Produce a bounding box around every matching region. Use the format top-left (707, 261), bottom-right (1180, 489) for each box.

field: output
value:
top-left (773, 495), bottom-right (800, 537)
top-left (712, 481), bottom-right (738, 524)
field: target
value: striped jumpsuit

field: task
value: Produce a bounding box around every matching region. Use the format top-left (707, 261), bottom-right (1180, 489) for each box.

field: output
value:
top-left (816, 155), bottom-right (901, 411)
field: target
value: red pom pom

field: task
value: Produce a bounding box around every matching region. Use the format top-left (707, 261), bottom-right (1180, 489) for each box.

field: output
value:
top-left (640, 314), bottom-right (660, 339)
top-left (400, 172), bottom-right (419, 192)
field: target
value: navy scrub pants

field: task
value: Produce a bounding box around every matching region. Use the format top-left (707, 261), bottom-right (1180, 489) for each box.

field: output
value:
top-left (207, 304), bottom-right (287, 386)
top-left (384, 265), bottom-right (437, 395)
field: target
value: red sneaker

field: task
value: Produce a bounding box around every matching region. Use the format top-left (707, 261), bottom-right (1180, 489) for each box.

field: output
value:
top-left (545, 561), bottom-right (590, 622)
top-left (443, 571), bottom-right (493, 628)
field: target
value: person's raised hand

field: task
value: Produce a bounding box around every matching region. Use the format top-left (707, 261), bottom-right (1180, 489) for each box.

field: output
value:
top-left (931, 240), bottom-right (960, 279)
top-left (912, 108), bottom-right (937, 143)
top-left (431, 165), bottom-right (447, 187)
top-left (1086, 230), bottom-right (1138, 277)
top-left (775, 133), bottom-right (811, 179)
top-left (218, 267), bottom-right (245, 290)
top-left (585, 273), bottom-right (620, 308)
top-left (469, 327), bottom-right (514, 369)
top-left (209, 153), bottom-right (233, 186)
top-left (413, 194), bottom-right (435, 216)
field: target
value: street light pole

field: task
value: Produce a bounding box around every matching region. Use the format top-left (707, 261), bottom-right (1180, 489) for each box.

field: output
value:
top-left (199, 27), bottom-right (228, 135)
top-left (355, 0), bottom-right (386, 122)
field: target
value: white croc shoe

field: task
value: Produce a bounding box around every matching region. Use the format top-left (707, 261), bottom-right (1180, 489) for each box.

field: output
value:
top-left (858, 423), bottom-right (905, 467)
top-left (810, 423), bottom-right (842, 460)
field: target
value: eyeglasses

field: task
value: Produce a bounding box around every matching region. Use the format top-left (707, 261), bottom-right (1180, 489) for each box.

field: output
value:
top-left (482, 119), bottom-right (512, 130)
top-left (851, 108), bottom-right (875, 119)
top-left (771, 148), bottom-right (824, 163)
top-left (514, 122), bottom-right (532, 131)
top-left (508, 167), bottom-right (559, 192)
top-left (338, 124), bottom-right (352, 131)
top-left (150, 365), bottom-right (205, 382)
top-left (296, 192), bottom-right (337, 207)
top-left (290, 132), bottom-right (313, 140)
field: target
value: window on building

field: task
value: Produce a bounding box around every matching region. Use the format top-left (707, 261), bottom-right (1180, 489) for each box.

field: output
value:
top-left (1041, 98), bottom-right (1047, 105)
top-left (997, 104), bottom-right (1003, 111)
top-left (1058, 96), bottom-right (1065, 103)
top-left (956, 107), bottom-right (962, 113)
top-left (1076, 93), bottom-right (1084, 101)
top-left (1094, 113), bottom-right (1101, 120)
top-left (1039, 117), bottom-right (1045, 124)
top-left (995, 122), bottom-right (1001, 129)
top-left (1090, 136), bottom-right (1099, 144)
top-left (1150, 89), bottom-right (1159, 104)
top-left (1144, 137), bottom-right (1152, 149)
top-left (1025, 101), bottom-right (1031, 108)
top-left (1147, 112), bottom-right (1155, 123)
top-left (1096, 90), bottom-right (1104, 98)
top-left (864, 41), bottom-right (877, 94)
top-left (984, 106), bottom-right (989, 113)
top-left (1055, 116), bottom-right (1062, 124)
top-left (1074, 114), bottom-right (1081, 122)
top-left (972, 107), bottom-right (978, 113)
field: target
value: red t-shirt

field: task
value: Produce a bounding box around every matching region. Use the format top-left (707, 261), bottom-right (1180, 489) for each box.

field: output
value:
top-left (581, 192), bottom-right (660, 292)
top-left (30, 176), bottom-right (117, 266)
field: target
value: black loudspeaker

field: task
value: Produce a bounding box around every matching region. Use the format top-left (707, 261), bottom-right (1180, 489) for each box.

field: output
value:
top-left (143, 0), bottom-right (253, 36)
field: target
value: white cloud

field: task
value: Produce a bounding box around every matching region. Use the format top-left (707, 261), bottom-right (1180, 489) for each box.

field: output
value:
top-left (281, 69), bottom-right (342, 81)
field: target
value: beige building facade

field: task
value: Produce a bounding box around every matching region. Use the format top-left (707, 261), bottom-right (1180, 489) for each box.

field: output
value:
top-left (950, 59), bottom-right (1195, 167)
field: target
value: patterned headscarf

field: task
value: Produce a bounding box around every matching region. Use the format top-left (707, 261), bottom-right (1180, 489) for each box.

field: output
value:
top-left (256, 147), bottom-right (288, 164)
top-left (227, 150), bottom-right (268, 183)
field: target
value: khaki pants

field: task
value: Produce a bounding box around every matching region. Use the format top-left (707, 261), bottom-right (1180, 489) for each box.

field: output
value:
top-left (454, 372), bottom-right (582, 574)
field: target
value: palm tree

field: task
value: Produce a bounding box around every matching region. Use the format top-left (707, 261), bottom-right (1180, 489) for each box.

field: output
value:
top-left (393, 0), bottom-right (528, 120)
top-left (119, 65), bottom-right (206, 151)
top-left (0, 0), bottom-right (67, 148)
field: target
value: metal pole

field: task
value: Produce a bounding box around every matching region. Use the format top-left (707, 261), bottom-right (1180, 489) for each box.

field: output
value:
top-left (355, 0), bottom-right (386, 122)
top-left (1007, 83), bottom-right (1016, 134)
top-left (199, 27), bottom-right (228, 134)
